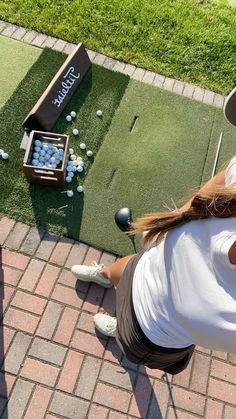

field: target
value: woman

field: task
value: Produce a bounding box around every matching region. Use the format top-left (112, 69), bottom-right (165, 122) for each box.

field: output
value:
top-left (71, 156), bottom-right (236, 374)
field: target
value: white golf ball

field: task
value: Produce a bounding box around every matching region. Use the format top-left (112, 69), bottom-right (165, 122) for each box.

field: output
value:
top-left (33, 152), bottom-right (39, 159)
top-left (67, 166), bottom-right (73, 172)
top-left (77, 165), bottom-right (83, 172)
top-left (71, 166), bottom-right (77, 172)
top-left (67, 190), bottom-right (74, 197)
top-left (56, 159), bottom-right (60, 166)
top-left (72, 129), bottom-right (79, 136)
top-left (77, 185), bottom-right (84, 193)
top-left (34, 139), bottom-right (42, 147)
top-left (42, 144), bottom-right (49, 151)
top-left (97, 110), bottom-right (103, 117)
top-left (34, 146), bottom-right (41, 153)
top-left (79, 143), bottom-right (86, 150)
top-left (50, 157), bottom-right (56, 164)
top-left (48, 143), bottom-right (53, 149)
top-left (66, 115), bottom-right (72, 122)
top-left (66, 176), bottom-right (72, 183)
top-left (86, 150), bottom-right (93, 157)
top-left (67, 160), bottom-right (74, 166)
top-left (69, 148), bottom-right (74, 155)
top-left (38, 162), bottom-right (44, 167)
top-left (78, 160), bottom-right (84, 166)
top-left (51, 163), bottom-right (57, 169)
top-left (71, 111), bottom-right (76, 118)
top-left (70, 154), bottom-right (76, 161)
top-left (69, 171), bottom-right (74, 178)
top-left (32, 159), bottom-right (39, 166)
top-left (44, 154), bottom-right (50, 161)
top-left (52, 146), bottom-right (58, 153)
top-left (58, 148), bottom-right (64, 155)
top-left (39, 156), bottom-right (45, 162)
top-left (47, 149), bottom-right (53, 155)
top-left (72, 160), bottom-right (79, 167)
top-left (40, 149), bottom-right (46, 156)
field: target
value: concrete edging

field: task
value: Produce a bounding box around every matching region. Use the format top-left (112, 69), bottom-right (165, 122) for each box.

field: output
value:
top-left (0, 20), bottom-right (226, 109)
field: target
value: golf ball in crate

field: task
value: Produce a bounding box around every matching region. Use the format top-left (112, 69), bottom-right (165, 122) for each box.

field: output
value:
top-left (77, 185), bottom-right (84, 193)
top-left (34, 139), bottom-right (42, 147)
top-left (67, 190), bottom-right (74, 197)
top-left (97, 110), bottom-right (103, 117)
top-left (72, 129), bottom-right (79, 136)
top-left (33, 152), bottom-right (39, 159)
top-left (71, 111), bottom-right (76, 118)
top-left (66, 115), bottom-right (72, 122)
top-left (58, 148), bottom-right (64, 155)
top-left (79, 143), bottom-right (86, 150)
top-left (40, 149), bottom-right (46, 156)
top-left (66, 176), bottom-right (72, 183)
top-left (86, 150), bottom-right (93, 157)
top-left (34, 146), bottom-right (41, 152)
top-left (32, 159), bottom-right (39, 166)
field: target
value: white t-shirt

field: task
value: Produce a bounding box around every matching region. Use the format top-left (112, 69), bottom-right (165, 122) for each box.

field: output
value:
top-left (132, 157), bottom-right (236, 352)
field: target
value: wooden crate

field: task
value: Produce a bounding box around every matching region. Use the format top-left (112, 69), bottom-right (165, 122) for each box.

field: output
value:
top-left (23, 130), bottom-right (69, 187)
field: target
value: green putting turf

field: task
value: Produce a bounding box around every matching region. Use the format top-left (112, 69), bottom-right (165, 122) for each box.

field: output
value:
top-left (1, 38), bottom-right (235, 256)
top-left (79, 81), bottom-right (236, 255)
top-left (0, 40), bottom-right (129, 245)
top-left (0, 35), bottom-right (41, 109)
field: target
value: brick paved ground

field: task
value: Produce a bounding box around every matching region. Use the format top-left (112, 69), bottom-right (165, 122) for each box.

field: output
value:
top-left (0, 216), bottom-right (236, 419)
top-left (0, 20), bottom-right (235, 419)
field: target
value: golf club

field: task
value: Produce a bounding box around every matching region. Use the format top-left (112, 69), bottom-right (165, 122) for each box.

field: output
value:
top-left (114, 207), bottom-right (137, 252)
top-left (211, 131), bottom-right (223, 178)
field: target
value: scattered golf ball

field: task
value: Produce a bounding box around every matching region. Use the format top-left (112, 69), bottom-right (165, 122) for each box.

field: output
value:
top-left (2, 153), bottom-right (9, 160)
top-left (70, 154), bottom-right (76, 161)
top-left (66, 115), bottom-right (72, 122)
top-left (71, 111), bottom-right (76, 118)
top-left (66, 176), bottom-right (72, 183)
top-left (67, 166), bottom-right (73, 172)
top-left (97, 110), bottom-right (103, 117)
top-left (69, 148), bottom-right (74, 155)
top-left (69, 171), bottom-right (74, 178)
top-left (77, 165), bottom-right (83, 173)
top-left (72, 128), bottom-right (79, 136)
top-left (79, 143), bottom-right (86, 150)
top-left (77, 185), bottom-right (84, 193)
top-left (67, 160), bottom-right (74, 166)
top-left (67, 190), bottom-right (74, 197)
top-left (86, 150), bottom-right (93, 157)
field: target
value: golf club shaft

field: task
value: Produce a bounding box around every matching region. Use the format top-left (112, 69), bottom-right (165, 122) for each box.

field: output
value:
top-left (211, 132), bottom-right (223, 178)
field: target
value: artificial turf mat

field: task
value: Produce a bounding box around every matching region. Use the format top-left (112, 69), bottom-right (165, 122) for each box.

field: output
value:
top-left (0, 40), bottom-right (129, 246)
top-left (79, 80), bottom-right (236, 255)
top-left (0, 35), bottom-right (41, 109)
top-left (1, 38), bottom-right (235, 256)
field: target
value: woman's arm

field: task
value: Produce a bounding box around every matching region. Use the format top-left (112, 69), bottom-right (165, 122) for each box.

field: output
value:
top-left (179, 170), bottom-right (226, 212)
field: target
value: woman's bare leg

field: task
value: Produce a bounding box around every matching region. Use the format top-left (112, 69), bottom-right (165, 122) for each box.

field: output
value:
top-left (101, 254), bottom-right (135, 287)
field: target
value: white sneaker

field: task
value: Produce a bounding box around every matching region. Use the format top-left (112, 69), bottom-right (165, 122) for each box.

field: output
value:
top-left (93, 313), bottom-right (117, 337)
top-left (71, 262), bottom-right (113, 288)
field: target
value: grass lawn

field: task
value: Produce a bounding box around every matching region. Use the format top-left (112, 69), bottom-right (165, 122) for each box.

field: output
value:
top-left (0, 0), bottom-right (236, 95)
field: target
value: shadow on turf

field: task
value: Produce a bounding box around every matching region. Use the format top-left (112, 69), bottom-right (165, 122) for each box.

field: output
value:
top-left (0, 248), bottom-right (9, 418)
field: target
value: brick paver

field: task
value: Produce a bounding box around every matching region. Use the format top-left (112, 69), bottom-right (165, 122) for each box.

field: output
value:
top-left (0, 17), bottom-right (231, 416)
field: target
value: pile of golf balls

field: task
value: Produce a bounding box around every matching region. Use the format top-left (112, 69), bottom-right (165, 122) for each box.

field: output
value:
top-left (0, 149), bottom-right (9, 160)
top-left (65, 150), bottom-right (85, 183)
top-left (31, 139), bottom-right (64, 169)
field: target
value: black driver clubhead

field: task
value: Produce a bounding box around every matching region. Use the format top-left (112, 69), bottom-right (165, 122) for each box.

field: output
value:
top-left (114, 207), bottom-right (133, 233)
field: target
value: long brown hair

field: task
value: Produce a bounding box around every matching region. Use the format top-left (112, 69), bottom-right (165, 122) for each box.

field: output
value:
top-left (132, 186), bottom-right (236, 245)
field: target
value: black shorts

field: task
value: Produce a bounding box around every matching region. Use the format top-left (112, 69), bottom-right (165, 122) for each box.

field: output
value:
top-left (115, 250), bottom-right (195, 375)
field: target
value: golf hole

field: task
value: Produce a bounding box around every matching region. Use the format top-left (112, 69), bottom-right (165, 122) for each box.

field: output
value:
top-left (129, 115), bottom-right (139, 132)
top-left (107, 168), bottom-right (117, 189)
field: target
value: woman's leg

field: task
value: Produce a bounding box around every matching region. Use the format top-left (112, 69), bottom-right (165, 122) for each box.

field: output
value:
top-left (101, 254), bottom-right (135, 287)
